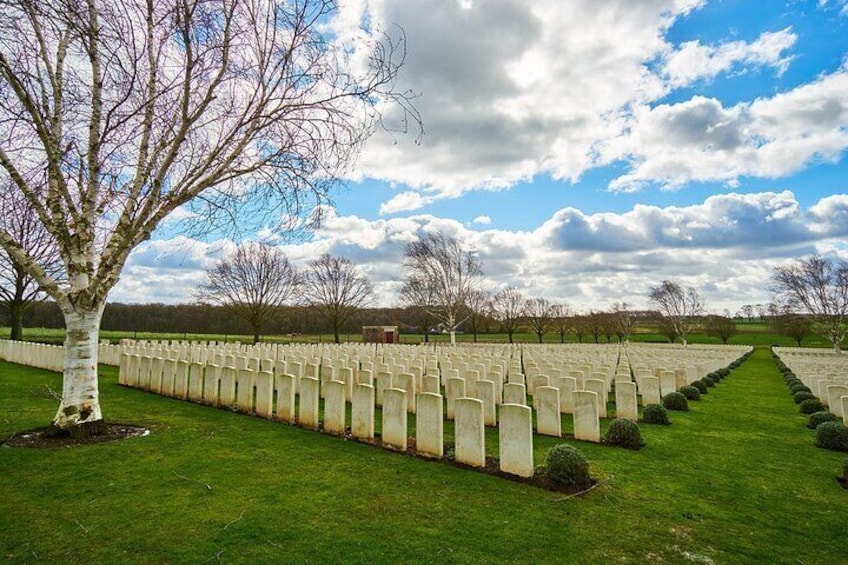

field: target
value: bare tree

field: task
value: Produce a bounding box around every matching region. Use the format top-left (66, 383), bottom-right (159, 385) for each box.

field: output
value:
top-left (464, 289), bottom-right (491, 343)
top-left (740, 304), bottom-right (755, 323)
top-left (611, 302), bottom-right (638, 343)
top-left (402, 232), bottom-right (483, 345)
top-left (772, 255), bottom-right (848, 353)
top-left (0, 0), bottom-right (418, 434)
top-left (491, 286), bottom-right (524, 344)
top-left (0, 192), bottom-right (62, 339)
top-left (550, 303), bottom-right (572, 343)
top-left (586, 310), bottom-right (605, 343)
top-left (772, 313), bottom-right (813, 347)
top-left (704, 315), bottom-right (737, 344)
top-left (648, 280), bottom-right (704, 346)
top-left (195, 242), bottom-right (299, 344)
top-left (524, 297), bottom-right (554, 344)
top-left (398, 275), bottom-right (436, 343)
top-left (302, 254), bottom-right (374, 344)
top-left (572, 314), bottom-right (589, 343)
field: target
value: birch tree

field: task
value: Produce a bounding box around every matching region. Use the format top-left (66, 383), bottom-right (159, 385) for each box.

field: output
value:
top-left (772, 255), bottom-right (848, 353)
top-left (402, 232), bottom-right (482, 345)
top-left (648, 280), bottom-right (704, 346)
top-left (195, 242), bottom-right (299, 344)
top-left (0, 0), bottom-right (418, 435)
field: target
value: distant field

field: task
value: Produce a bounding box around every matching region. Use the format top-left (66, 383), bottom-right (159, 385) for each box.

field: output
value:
top-left (0, 322), bottom-right (839, 349)
top-left (2, 348), bottom-right (847, 562)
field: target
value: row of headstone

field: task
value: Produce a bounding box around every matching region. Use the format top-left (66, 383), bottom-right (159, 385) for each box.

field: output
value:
top-left (119, 352), bottom-right (538, 477)
top-left (774, 348), bottom-right (848, 426)
top-left (0, 340), bottom-right (64, 372)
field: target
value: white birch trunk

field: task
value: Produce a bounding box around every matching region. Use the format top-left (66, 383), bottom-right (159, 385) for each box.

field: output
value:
top-left (52, 303), bottom-right (106, 430)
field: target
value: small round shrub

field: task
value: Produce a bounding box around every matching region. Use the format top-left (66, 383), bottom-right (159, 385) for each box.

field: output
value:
top-left (789, 383), bottom-right (812, 395)
top-left (679, 385), bottom-right (701, 401)
top-left (793, 391), bottom-right (817, 405)
top-left (707, 371), bottom-right (721, 382)
top-left (718, 368), bottom-right (730, 377)
top-left (807, 411), bottom-right (841, 429)
top-left (642, 403), bottom-right (670, 425)
top-left (604, 418), bottom-right (645, 449)
top-left (691, 380), bottom-right (708, 394)
top-left (702, 376), bottom-right (716, 388)
top-left (799, 398), bottom-right (826, 414)
top-left (662, 391), bottom-right (690, 412)
top-left (815, 422), bottom-right (848, 452)
top-left (545, 444), bottom-right (591, 487)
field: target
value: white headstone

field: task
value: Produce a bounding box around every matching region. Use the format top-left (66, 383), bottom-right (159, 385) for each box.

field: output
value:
top-left (639, 376), bottom-right (661, 406)
top-left (323, 380), bottom-right (347, 435)
top-left (299, 377), bottom-right (320, 429)
top-left (535, 386), bottom-right (561, 437)
top-left (584, 378), bottom-right (607, 418)
top-left (503, 382), bottom-right (527, 405)
top-left (455, 398), bottom-right (486, 467)
top-left (351, 384), bottom-right (375, 440)
top-left (499, 404), bottom-right (534, 478)
top-left (827, 385), bottom-right (848, 417)
top-left (255, 371), bottom-right (274, 419)
top-left (573, 390), bottom-right (601, 443)
top-left (615, 382), bottom-right (638, 421)
top-left (275, 373), bottom-right (296, 423)
top-left (416, 393), bottom-right (444, 458)
top-left (382, 388), bottom-right (408, 451)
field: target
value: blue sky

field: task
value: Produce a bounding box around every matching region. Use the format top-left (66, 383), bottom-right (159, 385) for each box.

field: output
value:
top-left (116, 0), bottom-right (848, 314)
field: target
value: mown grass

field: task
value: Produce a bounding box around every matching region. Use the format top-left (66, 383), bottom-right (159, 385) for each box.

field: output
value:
top-left (1, 348), bottom-right (846, 564)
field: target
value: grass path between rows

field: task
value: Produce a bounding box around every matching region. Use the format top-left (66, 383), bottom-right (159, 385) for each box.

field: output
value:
top-left (1, 347), bottom-right (845, 564)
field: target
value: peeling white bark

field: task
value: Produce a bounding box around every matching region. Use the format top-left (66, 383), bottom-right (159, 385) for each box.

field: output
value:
top-left (52, 303), bottom-right (105, 428)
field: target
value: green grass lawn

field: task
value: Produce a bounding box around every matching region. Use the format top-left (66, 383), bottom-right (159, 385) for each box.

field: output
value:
top-left (1, 348), bottom-right (846, 563)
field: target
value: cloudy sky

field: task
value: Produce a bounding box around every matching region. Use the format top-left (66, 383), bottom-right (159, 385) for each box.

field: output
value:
top-left (113, 0), bottom-right (848, 314)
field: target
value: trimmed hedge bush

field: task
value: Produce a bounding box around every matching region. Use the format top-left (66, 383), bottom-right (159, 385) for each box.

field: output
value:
top-left (545, 444), bottom-right (591, 487)
top-left (793, 391), bottom-right (817, 405)
top-left (662, 392), bottom-right (690, 412)
top-left (789, 383), bottom-right (812, 395)
top-left (642, 403), bottom-right (670, 425)
top-left (718, 368), bottom-right (730, 377)
top-left (690, 380), bottom-right (707, 394)
top-left (815, 422), bottom-right (848, 452)
top-left (799, 398), bottom-right (826, 414)
top-left (679, 385), bottom-right (701, 401)
top-left (702, 376), bottom-right (716, 387)
top-left (807, 411), bottom-right (840, 429)
top-left (604, 418), bottom-right (645, 449)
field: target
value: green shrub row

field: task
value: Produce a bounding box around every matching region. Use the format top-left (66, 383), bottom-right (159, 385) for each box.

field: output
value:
top-left (772, 350), bottom-right (848, 453)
